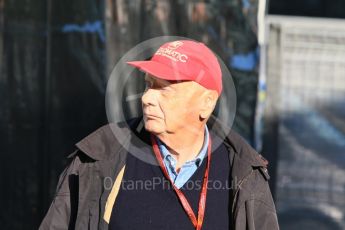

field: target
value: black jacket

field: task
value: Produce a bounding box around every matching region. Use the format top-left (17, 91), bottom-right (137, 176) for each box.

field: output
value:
top-left (39, 116), bottom-right (279, 230)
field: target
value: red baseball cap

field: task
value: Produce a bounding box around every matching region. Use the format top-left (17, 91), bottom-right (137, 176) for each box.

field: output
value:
top-left (127, 40), bottom-right (222, 95)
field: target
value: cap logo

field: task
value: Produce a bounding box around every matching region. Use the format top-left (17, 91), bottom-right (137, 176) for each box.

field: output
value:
top-left (167, 41), bottom-right (183, 50)
top-left (155, 41), bottom-right (188, 63)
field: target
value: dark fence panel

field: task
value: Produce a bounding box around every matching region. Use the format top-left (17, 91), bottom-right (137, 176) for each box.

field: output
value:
top-left (0, 1), bottom-right (260, 229)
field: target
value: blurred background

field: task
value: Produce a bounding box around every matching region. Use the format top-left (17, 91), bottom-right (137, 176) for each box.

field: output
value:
top-left (0, 0), bottom-right (344, 229)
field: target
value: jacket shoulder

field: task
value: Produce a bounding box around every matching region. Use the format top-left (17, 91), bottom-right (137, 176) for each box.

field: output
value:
top-left (207, 115), bottom-right (268, 171)
top-left (72, 118), bottom-right (141, 161)
top-left (228, 130), bottom-right (269, 169)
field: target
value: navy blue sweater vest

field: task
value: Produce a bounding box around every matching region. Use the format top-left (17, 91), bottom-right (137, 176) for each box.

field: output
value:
top-left (109, 135), bottom-right (232, 230)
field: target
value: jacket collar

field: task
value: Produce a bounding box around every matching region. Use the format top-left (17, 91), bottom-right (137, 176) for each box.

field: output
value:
top-left (207, 115), bottom-right (268, 168)
top-left (74, 123), bottom-right (126, 161)
top-left (74, 116), bottom-right (268, 170)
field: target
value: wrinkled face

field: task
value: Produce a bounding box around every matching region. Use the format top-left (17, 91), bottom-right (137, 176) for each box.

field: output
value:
top-left (141, 73), bottom-right (203, 135)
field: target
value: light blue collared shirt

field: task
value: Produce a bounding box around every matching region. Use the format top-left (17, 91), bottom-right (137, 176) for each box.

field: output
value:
top-left (155, 125), bottom-right (209, 189)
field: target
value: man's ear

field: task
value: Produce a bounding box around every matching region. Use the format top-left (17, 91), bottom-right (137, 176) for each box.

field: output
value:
top-left (199, 90), bottom-right (218, 120)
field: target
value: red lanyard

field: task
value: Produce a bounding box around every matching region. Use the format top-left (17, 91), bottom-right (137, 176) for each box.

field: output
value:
top-left (151, 134), bottom-right (212, 230)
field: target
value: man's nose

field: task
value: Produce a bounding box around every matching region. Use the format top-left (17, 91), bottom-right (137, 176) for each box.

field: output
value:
top-left (141, 88), bottom-right (158, 106)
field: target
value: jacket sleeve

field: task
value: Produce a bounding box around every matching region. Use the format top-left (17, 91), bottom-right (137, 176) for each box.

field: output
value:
top-left (248, 169), bottom-right (280, 230)
top-left (39, 151), bottom-right (80, 230)
top-left (234, 169), bottom-right (280, 230)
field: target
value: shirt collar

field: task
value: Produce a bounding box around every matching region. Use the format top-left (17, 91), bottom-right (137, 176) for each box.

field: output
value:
top-left (155, 125), bottom-right (209, 167)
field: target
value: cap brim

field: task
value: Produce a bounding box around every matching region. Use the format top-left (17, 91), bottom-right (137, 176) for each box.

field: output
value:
top-left (126, 60), bottom-right (192, 81)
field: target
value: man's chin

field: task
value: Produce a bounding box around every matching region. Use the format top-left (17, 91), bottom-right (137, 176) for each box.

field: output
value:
top-left (144, 121), bottom-right (165, 135)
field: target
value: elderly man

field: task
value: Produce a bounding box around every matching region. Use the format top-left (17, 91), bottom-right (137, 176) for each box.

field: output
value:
top-left (40, 40), bottom-right (279, 230)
